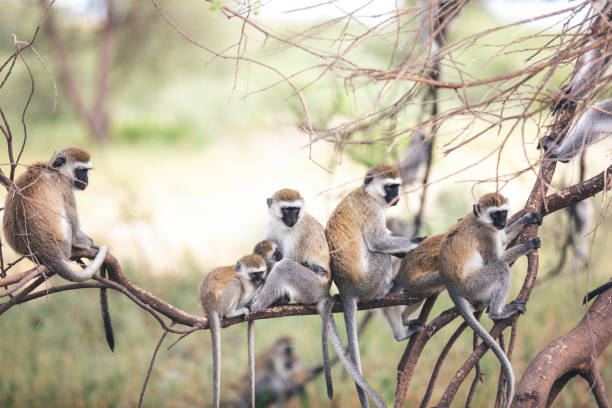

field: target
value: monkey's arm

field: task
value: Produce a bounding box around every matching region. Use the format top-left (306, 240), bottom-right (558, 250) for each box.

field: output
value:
top-left (365, 224), bottom-right (417, 257)
top-left (500, 237), bottom-right (540, 264)
top-left (503, 212), bottom-right (542, 244)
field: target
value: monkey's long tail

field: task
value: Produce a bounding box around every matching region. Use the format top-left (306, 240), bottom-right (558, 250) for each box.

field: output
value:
top-left (247, 320), bottom-right (255, 408)
top-left (99, 264), bottom-right (115, 352)
top-left (453, 295), bottom-right (514, 408)
top-left (321, 298), bottom-right (387, 408)
top-left (583, 280), bottom-right (612, 304)
top-left (210, 311), bottom-right (222, 408)
top-left (317, 299), bottom-right (334, 399)
top-left (48, 245), bottom-right (109, 282)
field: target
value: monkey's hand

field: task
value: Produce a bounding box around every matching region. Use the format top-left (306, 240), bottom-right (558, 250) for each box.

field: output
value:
top-left (411, 236), bottom-right (428, 245)
top-left (390, 251), bottom-right (408, 258)
top-left (525, 212), bottom-right (543, 226)
top-left (526, 237), bottom-right (541, 251)
top-left (550, 84), bottom-right (576, 115)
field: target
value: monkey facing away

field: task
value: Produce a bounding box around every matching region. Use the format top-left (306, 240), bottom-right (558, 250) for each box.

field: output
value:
top-left (383, 206), bottom-right (542, 342)
top-left (3, 147), bottom-right (109, 282)
top-left (250, 189), bottom-right (386, 408)
top-left (198, 254), bottom-right (266, 408)
top-left (438, 192), bottom-right (542, 407)
top-left (325, 165), bottom-right (421, 408)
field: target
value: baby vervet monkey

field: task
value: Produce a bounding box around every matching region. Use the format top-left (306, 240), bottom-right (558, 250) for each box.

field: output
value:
top-left (253, 240), bottom-right (283, 276)
top-left (3, 147), bottom-right (108, 281)
top-left (325, 165), bottom-right (420, 408)
top-left (383, 201), bottom-right (543, 342)
top-left (198, 254), bottom-right (266, 408)
top-left (237, 336), bottom-right (309, 408)
top-left (251, 189), bottom-right (386, 408)
top-left (439, 192), bottom-right (542, 407)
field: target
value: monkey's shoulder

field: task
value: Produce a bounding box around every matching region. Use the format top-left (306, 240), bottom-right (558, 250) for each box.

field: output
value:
top-left (13, 162), bottom-right (56, 191)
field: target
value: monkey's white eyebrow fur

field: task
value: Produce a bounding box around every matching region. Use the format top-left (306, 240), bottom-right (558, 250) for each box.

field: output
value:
top-left (277, 199), bottom-right (304, 207)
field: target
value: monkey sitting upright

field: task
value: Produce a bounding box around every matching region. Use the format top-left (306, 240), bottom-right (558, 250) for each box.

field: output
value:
top-left (3, 147), bottom-right (108, 281)
top-left (250, 189), bottom-right (385, 408)
top-left (325, 165), bottom-right (421, 408)
top-left (198, 254), bottom-right (267, 408)
top-left (383, 205), bottom-right (542, 342)
top-left (438, 192), bottom-right (542, 407)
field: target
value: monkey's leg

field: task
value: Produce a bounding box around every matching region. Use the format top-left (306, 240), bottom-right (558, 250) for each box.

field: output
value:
top-left (226, 307), bottom-right (250, 318)
top-left (401, 300), bottom-right (426, 328)
top-left (73, 229), bottom-right (94, 249)
top-left (380, 306), bottom-right (420, 341)
top-left (482, 263), bottom-right (525, 320)
top-left (250, 272), bottom-right (287, 312)
top-left (503, 212), bottom-right (542, 244)
top-left (500, 238), bottom-right (540, 264)
top-left (342, 295), bottom-right (371, 408)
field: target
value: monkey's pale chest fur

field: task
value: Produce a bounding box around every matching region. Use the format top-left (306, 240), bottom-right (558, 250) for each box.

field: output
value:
top-left (462, 231), bottom-right (503, 279)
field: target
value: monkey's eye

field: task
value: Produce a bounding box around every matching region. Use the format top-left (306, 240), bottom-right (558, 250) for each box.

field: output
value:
top-left (52, 157), bottom-right (66, 168)
top-left (282, 207), bottom-right (300, 215)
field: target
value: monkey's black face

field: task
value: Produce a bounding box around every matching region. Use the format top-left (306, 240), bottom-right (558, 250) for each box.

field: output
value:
top-left (73, 168), bottom-right (89, 190)
top-left (250, 271), bottom-right (265, 288)
top-left (272, 248), bottom-right (283, 262)
top-left (384, 183), bottom-right (400, 205)
top-left (281, 207), bottom-right (300, 227)
top-left (490, 210), bottom-right (508, 230)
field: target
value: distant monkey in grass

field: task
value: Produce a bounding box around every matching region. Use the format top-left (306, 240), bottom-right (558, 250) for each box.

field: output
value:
top-left (325, 165), bottom-right (422, 408)
top-left (198, 254), bottom-right (266, 408)
top-left (438, 192), bottom-right (542, 407)
top-left (250, 188), bottom-right (386, 407)
top-left (2, 147), bottom-right (112, 348)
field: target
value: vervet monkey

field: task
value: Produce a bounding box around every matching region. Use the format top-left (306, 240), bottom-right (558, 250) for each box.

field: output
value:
top-left (237, 336), bottom-right (309, 408)
top-left (438, 192), bottom-right (542, 407)
top-left (399, 131), bottom-right (431, 185)
top-left (3, 147), bottom-right (109, 281)
top-left (251, 189), bottom-right (386, 407)
top-left (383, 206), bottom-right (543, 341)
top-left (253, 240), bottom-right (283, 276)
top-left (198, 254), bottom-right (266, 408)
top-left (542, 98), bottom-right (612, 162)
top-left (2, 148), bottom-right (111, 349)
top-left (326, 165), bottom-right (420, 408)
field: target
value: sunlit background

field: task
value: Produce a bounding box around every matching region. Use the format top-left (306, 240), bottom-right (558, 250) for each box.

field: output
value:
top-left (0, 0), bottom-right (610, 407)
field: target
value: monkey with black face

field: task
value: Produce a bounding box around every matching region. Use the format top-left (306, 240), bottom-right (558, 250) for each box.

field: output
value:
top-left (251, 189), bottom-right (386, 407)
top-left (383, 205), bottom-right (543, 341)
top-left (438, 192), bottom-right (541, 407)
top-left (3, 148), bottom-right (111, 348)
top-left (326, 165), bottom-right (420, 408)
top-left (3, 147), bottom-right (109, 281)
top-left (198, 254), bottom-right (266, 408)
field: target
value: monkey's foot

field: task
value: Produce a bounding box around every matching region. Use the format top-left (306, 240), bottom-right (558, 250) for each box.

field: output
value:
top-left (271, 295), bottom-right (291, 307)
top-left (402, 317), bottom-right (423, 331)
top-left (491, 300), bottom-right (526, 320)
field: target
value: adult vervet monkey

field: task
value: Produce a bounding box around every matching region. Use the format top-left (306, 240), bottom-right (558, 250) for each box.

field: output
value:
top-left (325, 165), bottom-right (419, 408)
top-left (439, 192), bottom-right (542, 407)
top-left (251, 188), bottom-right (386, 408)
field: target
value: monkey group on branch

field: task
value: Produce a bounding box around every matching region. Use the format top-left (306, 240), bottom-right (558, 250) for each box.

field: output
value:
top-left (1, 85), bottom-right (609, 407)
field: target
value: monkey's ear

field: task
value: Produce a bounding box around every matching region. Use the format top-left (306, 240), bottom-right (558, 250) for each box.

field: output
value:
top-left (266, 198), bottom-right (273, 208)
top-left (235, 261), bottom-right (241, 272)
top-left (52, 157), bottom-right (66, 168)
top-left (472, 204), bottom-right (480, 217)
top-left (364, 171), bottom-right (374, 185)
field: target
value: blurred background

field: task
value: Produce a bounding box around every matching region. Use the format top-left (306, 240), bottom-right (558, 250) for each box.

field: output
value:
top-left (0, 0), bottom-right (610, 407)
